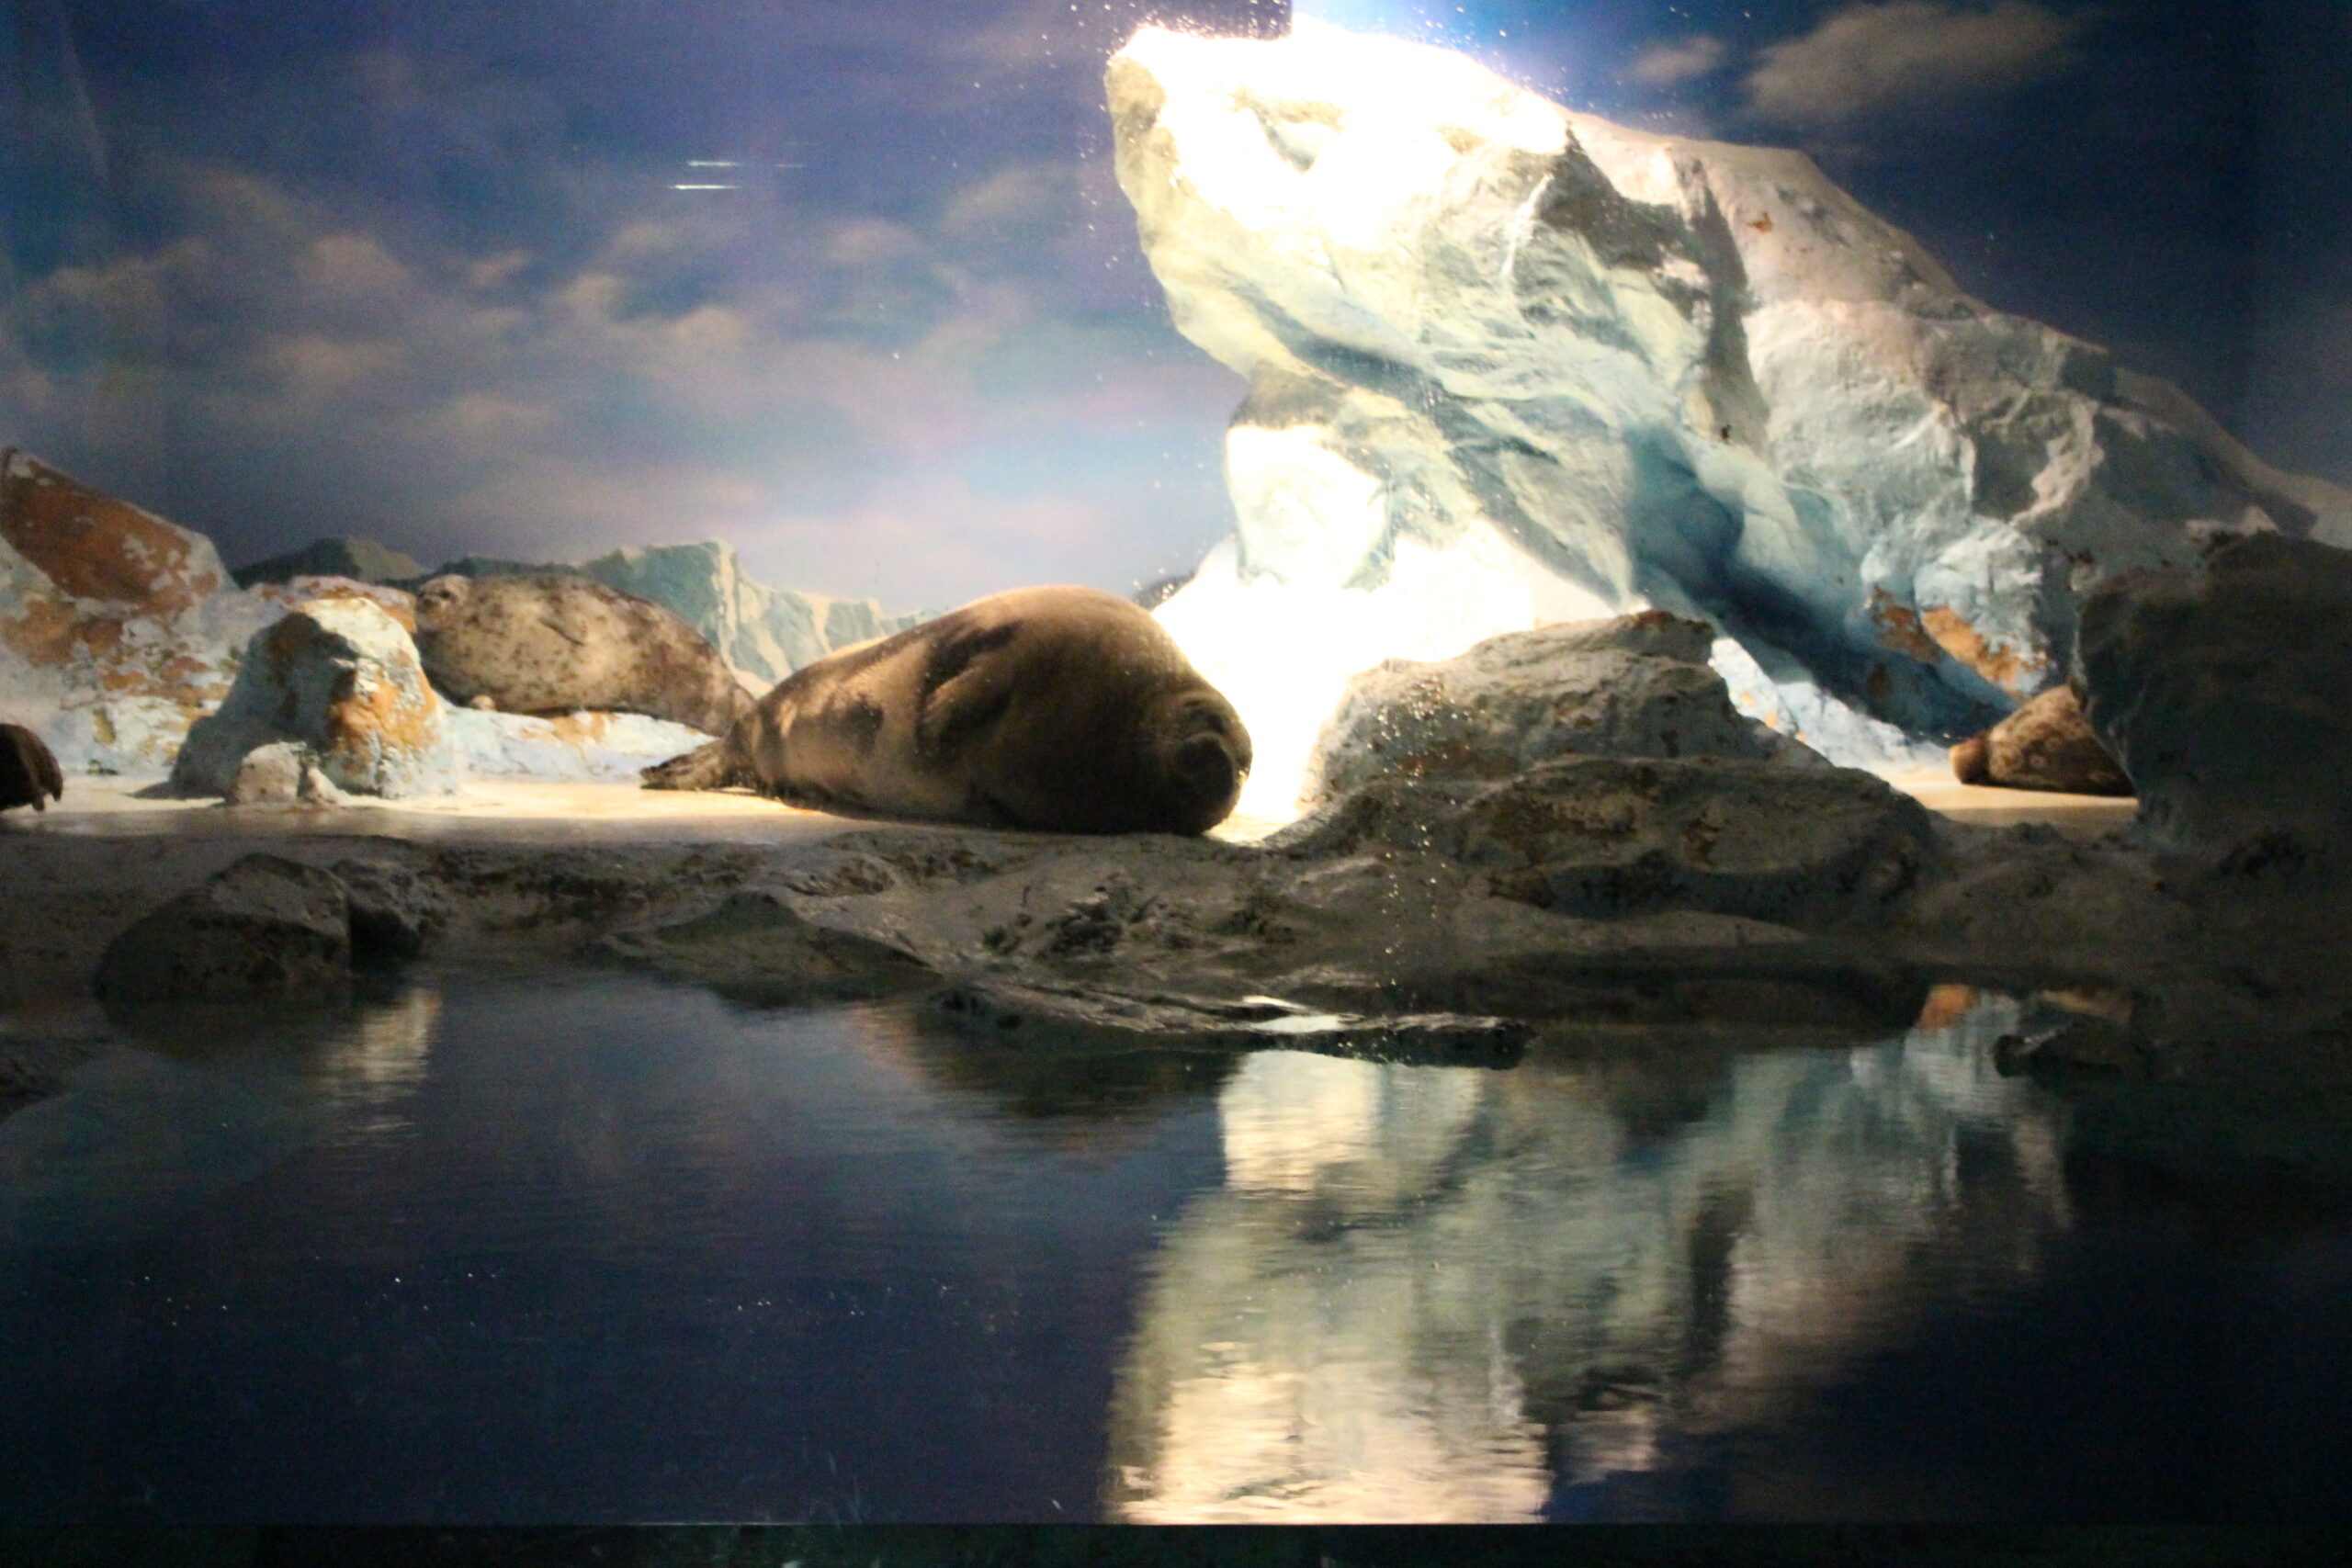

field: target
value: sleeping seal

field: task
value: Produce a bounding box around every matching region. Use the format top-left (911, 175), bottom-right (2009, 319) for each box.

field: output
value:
top-left (412, 572), bottom-right (755, 736)
top-left (1, 723), bottom-right (63, 813)
top-left (642, 584), bottom-right (1250, 835)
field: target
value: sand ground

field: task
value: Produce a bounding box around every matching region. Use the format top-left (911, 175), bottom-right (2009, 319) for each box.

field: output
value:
top-left (4, 769), bottom-right (2139, 846)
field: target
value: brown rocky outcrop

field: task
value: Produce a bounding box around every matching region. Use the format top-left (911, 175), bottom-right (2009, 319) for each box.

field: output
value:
top-left (0, 450), bottom-right (268, 772)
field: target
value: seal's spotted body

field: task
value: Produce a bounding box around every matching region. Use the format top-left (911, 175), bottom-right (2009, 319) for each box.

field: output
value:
top-left (413, 573), bottom-right (753, 737)
top-left (643, 585), bottom-right (1250, 835)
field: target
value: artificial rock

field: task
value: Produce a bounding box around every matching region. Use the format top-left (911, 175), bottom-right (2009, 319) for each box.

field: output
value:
top-left (1112, 24), bottom-right (2352, 798)
top-left (1304, 609), bottom-right (1812, 805)
top-left (2075, 534), bottom-right (2352, 852)
top-left (92, 854), bottom-right (355, 1004)
top-left (1276, 754), bottom-right (1935, 931)
top-left (1, 450), bottom-right (274, 774)
top-left (222, 741), bottom-right (349, 807)
top-left (171, 597), bottom-right (459, 799)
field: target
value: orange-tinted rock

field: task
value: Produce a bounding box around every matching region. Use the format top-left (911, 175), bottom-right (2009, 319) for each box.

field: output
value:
top-left (0, 450), bottom-right (270, 773)
top-left (0, 449), bottom-right (222, 617)
top-left (171, 598), bottom-right (458, 798)
top-left (252, 576), bottom-right (417, 633)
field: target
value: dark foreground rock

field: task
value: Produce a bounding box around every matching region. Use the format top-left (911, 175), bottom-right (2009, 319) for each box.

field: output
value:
top-left (87, 852), bottom-right (451, 1008)
top-left (1276, 755), bottom-right (1934, 930)
top-left (2076, 534), bottom-right (2352, 852)
top-left (1949, 684), bottom-right (2130, 795)
top-left (93, 854), bottom-right (356, 1004)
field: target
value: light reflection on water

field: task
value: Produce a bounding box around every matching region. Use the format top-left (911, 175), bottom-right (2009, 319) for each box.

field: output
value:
top-left (1106, 995), bottom-right (2069, 1521)
top-left (2, 971), bottom-right (2347, 1522)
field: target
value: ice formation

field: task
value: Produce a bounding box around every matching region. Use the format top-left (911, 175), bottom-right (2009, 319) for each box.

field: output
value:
top-left (1112, 22), bottom-right (2352, 815)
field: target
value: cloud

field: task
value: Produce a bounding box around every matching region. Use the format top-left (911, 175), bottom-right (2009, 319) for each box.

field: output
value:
top-left (1747, 3), bottom-right (2088, 127)
top-left (1629, 37), bottom-right (1729, 91)
top-left (0, 141), bottom-right (1239, 607)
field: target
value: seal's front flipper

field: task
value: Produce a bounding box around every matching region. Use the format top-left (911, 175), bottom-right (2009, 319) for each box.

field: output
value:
top-left (641, 739), bottom-right (742, 791)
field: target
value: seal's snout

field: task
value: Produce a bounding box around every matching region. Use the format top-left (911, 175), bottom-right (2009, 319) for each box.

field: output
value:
top-left (1151, 692), bottom-right (1250, 832)
top-left (413, 575), bottom-right (470, 626)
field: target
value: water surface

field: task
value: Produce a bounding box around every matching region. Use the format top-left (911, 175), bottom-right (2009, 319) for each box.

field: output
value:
top-left (3, 971), bottom-right (2348, 1523)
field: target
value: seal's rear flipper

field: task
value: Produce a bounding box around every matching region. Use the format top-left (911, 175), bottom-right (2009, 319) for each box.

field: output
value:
top-left (0, 723), bottom-right (63, 812)
top-left (641, 740), bottom-right (741, 791)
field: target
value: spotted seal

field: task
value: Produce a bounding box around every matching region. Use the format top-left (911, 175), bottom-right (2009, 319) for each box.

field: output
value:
top-left (412, 572), bottom-right (754, 737)
top-left (641, 584), bottom-right (1250, 834)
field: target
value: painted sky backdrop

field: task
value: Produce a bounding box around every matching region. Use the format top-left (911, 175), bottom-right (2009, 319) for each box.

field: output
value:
top-left (2, 0), bottom-right (2345, 611)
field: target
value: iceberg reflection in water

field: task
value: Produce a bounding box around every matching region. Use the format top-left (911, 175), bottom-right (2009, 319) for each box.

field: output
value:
top-left (9, 972), bottom-right (2348, 1522)
top-left (1108, 992), bottom-right (2071, 1521)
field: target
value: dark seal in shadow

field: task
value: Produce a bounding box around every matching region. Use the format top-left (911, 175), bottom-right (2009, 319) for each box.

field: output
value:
top-left (0, 723), bottom-right (62, 813)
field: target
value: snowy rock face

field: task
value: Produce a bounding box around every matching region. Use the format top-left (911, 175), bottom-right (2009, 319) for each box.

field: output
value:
top-left (0, 450), bottom-right (274, 774)
top-left (171, 598), bottom-right (459, 799)
top-left (443, 708), bottom-right (720, 784)
top-left (571, 541), bottom-right (920, 688)
top-left (1304, 609), bottom-right (1811, 805)
top-left (2075, 535), bottom-right (2352, 852)
top-left (1112, 24), bottom-right (2352, 806)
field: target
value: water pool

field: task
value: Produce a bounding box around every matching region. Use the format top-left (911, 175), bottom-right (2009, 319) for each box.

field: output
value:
top-left (4, 971), bottom-right (2349, 1524)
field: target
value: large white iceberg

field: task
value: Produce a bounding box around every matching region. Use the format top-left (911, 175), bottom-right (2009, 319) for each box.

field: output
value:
top-left (1112, 22), bottom-right (2350, 814)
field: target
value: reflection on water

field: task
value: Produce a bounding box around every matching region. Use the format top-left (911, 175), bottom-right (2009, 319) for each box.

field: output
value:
top-left (4, 971), bottom-right (2349, 1522)
top-left (1108, 993), bottom-right (2071, 1522)
top-left (0, 986), bottom-right (441, 1248)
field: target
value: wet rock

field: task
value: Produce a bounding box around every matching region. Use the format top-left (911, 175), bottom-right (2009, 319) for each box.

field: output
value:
top-left (1306, 611), bottom-right (1814, 806)
top-left (0, 1030), bottom-right (106, 1119)
top-left (330, 858), bottom-right (445, 964)
top-left (93, 853), bottom-right (354, 1004)
top-left (1276, 755), bottom-right (1935, 930)
top-left (1993, 1014), bottom-right (2157, 1080)
top-left (2075, 534), bottom-right (2352, 852)
top-left (1, 720), bottom-right (63, 811)
top-left (1949, 684), bottom-right (2130, 795)
top-left (933, 978), bottom-right (1528, 1066)
top-left (601, 886), bottom-right (933, 998)
top-left (170, 597), bottom-right (459, 799)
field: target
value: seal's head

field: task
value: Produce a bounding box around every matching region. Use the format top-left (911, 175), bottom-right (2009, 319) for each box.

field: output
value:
top-left (413, 574), bottom-right (472, 629)
top-left (1142, 686), bottom-right (1251, 834)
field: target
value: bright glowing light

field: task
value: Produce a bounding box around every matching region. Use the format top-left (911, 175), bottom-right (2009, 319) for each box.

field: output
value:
top-left (1154, 521), bottom-right (1624, 822)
